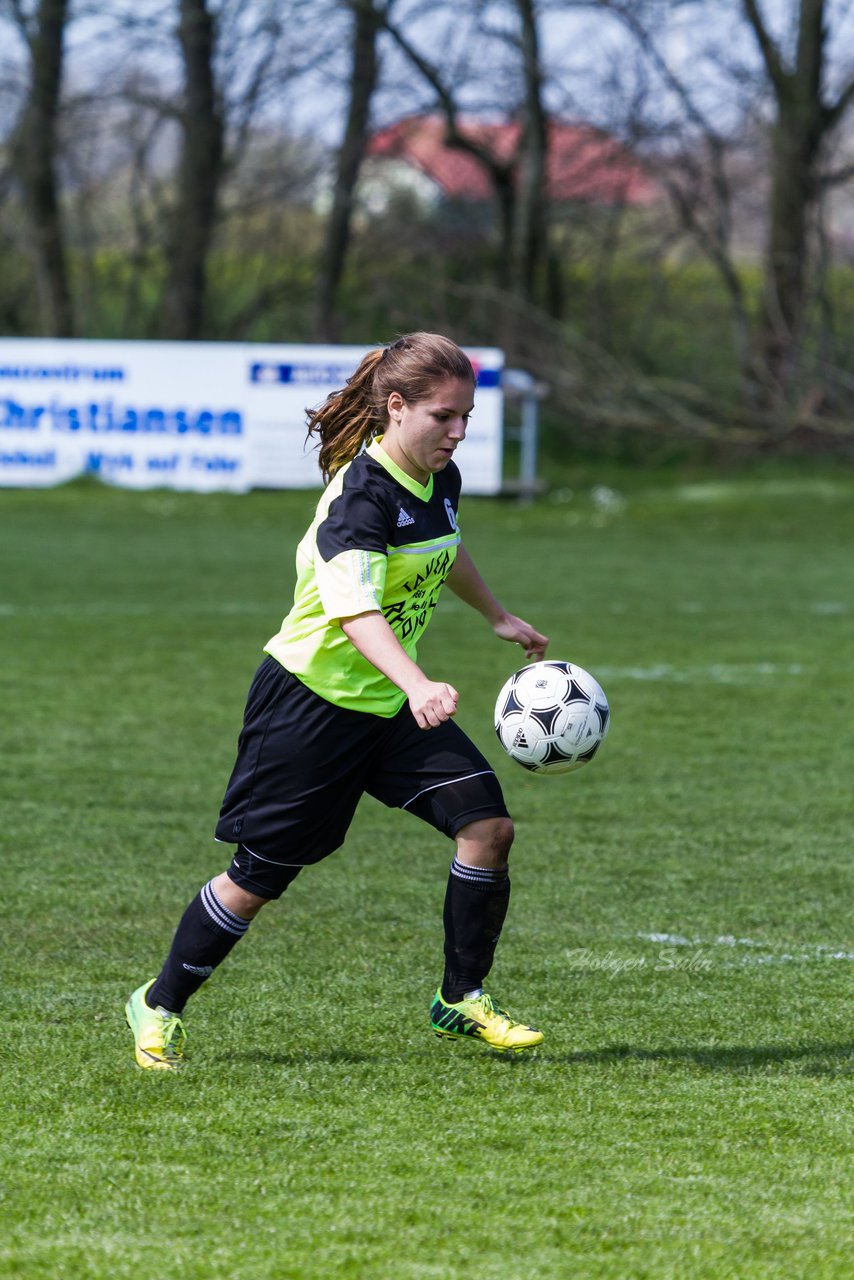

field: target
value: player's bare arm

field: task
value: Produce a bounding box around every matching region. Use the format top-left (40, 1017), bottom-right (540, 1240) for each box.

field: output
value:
top-left (341, 610), bottom-right (459, 728)
top-left (446, 544), bottom-right (549, 661)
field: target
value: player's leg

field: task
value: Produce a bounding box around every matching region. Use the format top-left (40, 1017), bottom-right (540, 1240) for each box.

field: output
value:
top-left (125, 658), bottom-right (379, 1070)
top-left (369, 713), bottom-right (543, 1052)
top-left (442, 815), bottom-right (514, 1001)
top-left (125, 860), bottom-right (301, 1071)
top-left (432, 812), bottom-right (541, 1051)
top-left (146, 873), bottom-right (273, 1011)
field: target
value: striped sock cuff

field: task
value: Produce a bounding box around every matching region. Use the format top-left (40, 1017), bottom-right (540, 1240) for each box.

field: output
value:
top-left (450, 857), bottom-right (509, 889)
top-left (201, 880), bottom-right (251, 937)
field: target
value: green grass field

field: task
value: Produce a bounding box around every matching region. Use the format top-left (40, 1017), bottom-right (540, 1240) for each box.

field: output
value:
top-left (2, 467), bottom-right (853, 1279)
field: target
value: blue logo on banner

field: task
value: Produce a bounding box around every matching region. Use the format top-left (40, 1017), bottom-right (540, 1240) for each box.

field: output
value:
top-left (250, 361), bottom-right (502, 389)
top-left (251, 363), bottom-right (358, 387)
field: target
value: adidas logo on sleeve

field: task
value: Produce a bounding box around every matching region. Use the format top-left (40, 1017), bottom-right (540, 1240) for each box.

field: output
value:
top-left (396, 508), bottom-right (416, 528)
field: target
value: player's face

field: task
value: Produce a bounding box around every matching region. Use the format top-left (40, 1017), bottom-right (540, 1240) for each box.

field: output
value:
top-left (384, 377), bottom-right (475, 484)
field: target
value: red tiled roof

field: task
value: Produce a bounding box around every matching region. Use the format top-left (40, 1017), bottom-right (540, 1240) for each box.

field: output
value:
top-left (368, 114), bottom-right (659, 206)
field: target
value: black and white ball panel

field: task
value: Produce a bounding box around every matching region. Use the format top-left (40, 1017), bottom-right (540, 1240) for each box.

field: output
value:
top-left (494, 660), bottom-right (610, 775)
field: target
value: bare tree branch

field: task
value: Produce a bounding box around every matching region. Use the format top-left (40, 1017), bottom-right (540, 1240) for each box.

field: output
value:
top-left (740, 0), bottom-right (787, 95)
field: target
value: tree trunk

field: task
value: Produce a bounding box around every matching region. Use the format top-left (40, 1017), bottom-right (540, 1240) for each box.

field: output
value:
top-left (744, 0), bottom-right (827, 406)
top-left (512, 0), bottom-right (551, 308)
top-left (161, 0), bottom-right (224, 340)
top-left (313, 0), bottom-right (382, 342)
top-left (16, 0), bottom-right (73, 336)
top-left (755, 107), bottom-right (821, 402)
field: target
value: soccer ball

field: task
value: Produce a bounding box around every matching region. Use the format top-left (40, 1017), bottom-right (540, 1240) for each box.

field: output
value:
top-left (494, 660), bottom-right (610, 774)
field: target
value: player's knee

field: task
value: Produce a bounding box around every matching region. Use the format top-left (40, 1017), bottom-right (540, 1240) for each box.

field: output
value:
top-left (490, 816), bottom-right (515, 860)
top-left (456, 815), bottom-right (515, 868)
top-left (213, 872), bottom-right (270, 919)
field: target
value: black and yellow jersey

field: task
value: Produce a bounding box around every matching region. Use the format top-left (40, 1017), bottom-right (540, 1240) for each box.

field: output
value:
top-left (265, 436), bottom-right (461, 715)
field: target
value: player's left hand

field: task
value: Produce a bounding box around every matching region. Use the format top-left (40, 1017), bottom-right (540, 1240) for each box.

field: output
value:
top-left (493, 614), bottom-right (549, 662)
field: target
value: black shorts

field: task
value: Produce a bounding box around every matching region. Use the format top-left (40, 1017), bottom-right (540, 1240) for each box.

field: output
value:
top-left (215, 656), bottom-right (509, 897)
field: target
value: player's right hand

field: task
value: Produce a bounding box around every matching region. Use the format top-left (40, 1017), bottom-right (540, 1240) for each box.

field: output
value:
top-left (408, 679), bottom-right (459, 729)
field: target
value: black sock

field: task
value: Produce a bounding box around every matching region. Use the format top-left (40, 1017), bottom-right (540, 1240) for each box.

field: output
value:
top-left (146, 880), bottom-right (253, 1014)
top-left (441, 856), bottom-right (510, 1003)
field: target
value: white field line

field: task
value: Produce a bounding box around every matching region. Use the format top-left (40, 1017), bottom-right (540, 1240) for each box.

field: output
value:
top-left (673, 602), bottom-right (848, 614)
top-left (442, 599), bottom-right (848, 622)
top-left (637, 932), bottom-right (854, 967)
top-left (672, 479), bottom-right (852, 502)
top-left (0, 601), bottom-right (275, 617)
top-left (595, 662), bottom-right (804, 684)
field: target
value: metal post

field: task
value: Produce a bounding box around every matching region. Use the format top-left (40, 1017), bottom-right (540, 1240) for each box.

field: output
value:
top-left (502, 368), bottom-right (549, 499)
top-left (519, 390), bottom-right (538, 495)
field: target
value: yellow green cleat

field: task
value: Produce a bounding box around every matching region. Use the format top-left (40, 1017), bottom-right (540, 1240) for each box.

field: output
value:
top-left (431, 989), bottom-right (544, 1053)
top-left (125, 980), bottom-right (187, 1070)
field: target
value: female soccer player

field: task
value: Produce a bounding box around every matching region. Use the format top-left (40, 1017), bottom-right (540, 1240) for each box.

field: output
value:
top-left (125, 332), bottom-right (549, 1068)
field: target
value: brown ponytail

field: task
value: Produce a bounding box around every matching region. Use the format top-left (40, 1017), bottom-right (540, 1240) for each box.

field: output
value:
top-left (306, 332), bottom-right (476, 483)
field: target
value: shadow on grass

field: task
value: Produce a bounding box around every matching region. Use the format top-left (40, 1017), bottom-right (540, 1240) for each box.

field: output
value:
top-left (542, 1041), bottom-right (854, 1075)
top-left (214, 1041), bottom-right (854, 1075)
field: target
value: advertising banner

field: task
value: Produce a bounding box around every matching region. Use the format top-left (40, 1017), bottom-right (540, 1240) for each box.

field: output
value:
top-left (0, 339), bottom-right (504, 495)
